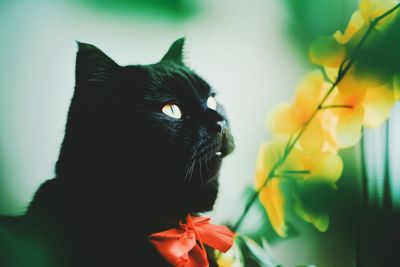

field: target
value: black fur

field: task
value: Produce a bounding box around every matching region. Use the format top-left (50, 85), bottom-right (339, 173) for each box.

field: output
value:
top-left (0, 38), bottom-right (234, 267)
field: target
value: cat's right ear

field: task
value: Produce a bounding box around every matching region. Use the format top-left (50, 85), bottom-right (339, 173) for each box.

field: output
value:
top-left (161, 37), bottom-right (185, 64)
top-left (75, 42), bottom-right (118, 89)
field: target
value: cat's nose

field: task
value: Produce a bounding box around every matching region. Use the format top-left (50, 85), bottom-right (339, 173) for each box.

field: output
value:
top-left (215, 120), bottom-right (227, 134)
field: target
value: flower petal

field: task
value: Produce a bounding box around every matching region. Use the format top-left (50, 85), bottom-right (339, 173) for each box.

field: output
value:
top-left (259, 178), bottom-right (287, 237)
top-left (269, 104), bottom-right (302, 135)
top-left (359, 0), bottom-right (398, 22)
top-left (337, 67), bottom-right (368, 95)
top-left (335, 104), bottom-right (364, 147)
top-left (327, 86), bottom-right (366, 120)
top-left (284, 147), bottom-right (306, 172)
top-left (255, 142), bottom-right (284, 189)
top-left (334, 11), bottom-right (365, 44)
top-left (362, 82), bottom-right (396, 128)
top-left (299, 119), bottom-right (324, 156)
top-left (255, 144), bottom-right (269, 190)
top-left (394, 74), bottom-right (400, 101)
top-left (294, 70), bottom-right (328, 118)
top-left (319, 111), bottom-right (340, 152)
top-left (309, 152), bottom-right (343, 183)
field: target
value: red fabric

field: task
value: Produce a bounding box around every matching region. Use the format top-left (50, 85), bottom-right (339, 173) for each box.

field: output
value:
top-left (148, 214), bottom-right (234, 267)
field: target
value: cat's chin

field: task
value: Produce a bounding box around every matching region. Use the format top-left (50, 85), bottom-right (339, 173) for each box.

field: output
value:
top-left (183, 177), bottom-right (219, 213)
top-left (181, 150), bottom-right (225, 212)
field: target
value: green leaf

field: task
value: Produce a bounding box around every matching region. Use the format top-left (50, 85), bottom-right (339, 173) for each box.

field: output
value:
top-left (309, 36), bottom-right (346, 67)
top-left (239, 236), bottom-right (278, 267)
top-left (284, 178), bottom-right (336, 232)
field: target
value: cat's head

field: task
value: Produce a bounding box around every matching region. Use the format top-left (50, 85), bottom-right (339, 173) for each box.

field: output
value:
top-left (56, 38), bottom-right (234, 214)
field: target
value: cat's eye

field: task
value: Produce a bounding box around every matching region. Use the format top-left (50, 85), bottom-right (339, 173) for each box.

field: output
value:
top-left (162, 104), bottom-right (182, 119)
top-left (207, 96), bottom-right (217, 110)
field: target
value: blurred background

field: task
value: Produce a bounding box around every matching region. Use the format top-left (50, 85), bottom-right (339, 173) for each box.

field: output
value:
top-left (1, 0), bottom-right (399, 266)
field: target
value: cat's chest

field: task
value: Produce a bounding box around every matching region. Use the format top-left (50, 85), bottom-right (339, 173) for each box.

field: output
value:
top-left (62, 224), bottom-right (219, 267)
top-left (50, 218), bottom-right (173, 266)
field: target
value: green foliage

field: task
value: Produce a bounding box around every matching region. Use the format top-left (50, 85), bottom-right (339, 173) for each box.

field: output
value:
top-left (237, 236), bottom-right (278, 267)
top-left (355, 15), bottom-right (400, 87)
top-left (72, 0), bottom-right (200, 21)
top-left (282, 0), bottom-right (358, 63)
top-left (0, 222), bottom-right (57, 267)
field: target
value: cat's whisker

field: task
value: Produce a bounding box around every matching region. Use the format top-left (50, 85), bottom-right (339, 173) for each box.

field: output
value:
top-left (189, 148), bottom-right (200, 184)
top-left (204, 153), bottom-right (210, 173)
top-left (189, 160), bottom-right (195, 183)
top-left (183, 156), bottom-right (193, 184)
top-left (183, 148), bottom-right (198, 184)
top-left (183, 166), bottom-right (190, 184)
top-left (199, 160), bottom-right (203, 185)
top-left (184, 161), bottom-right (193, 184)
top-left (188, 158), bottom-right (196, 184)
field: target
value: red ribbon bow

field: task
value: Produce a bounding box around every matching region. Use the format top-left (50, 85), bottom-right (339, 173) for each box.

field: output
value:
top-left (148, 214), bottom-right (234, 267)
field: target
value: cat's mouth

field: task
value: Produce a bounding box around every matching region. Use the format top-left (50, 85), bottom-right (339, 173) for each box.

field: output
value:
top-left (184, 132), bottom-right (234, 186)
top-left (183, 147), bottom-right (221, 185)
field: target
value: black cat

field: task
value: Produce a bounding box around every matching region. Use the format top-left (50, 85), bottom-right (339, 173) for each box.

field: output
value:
top-left (0, 38), bottom-right (234, 267)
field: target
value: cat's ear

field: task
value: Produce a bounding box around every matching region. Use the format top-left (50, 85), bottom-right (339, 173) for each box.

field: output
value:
top-left (75, 41), bottom-right (118, 88)
top-left (161, 37), bottom-right (185, 64)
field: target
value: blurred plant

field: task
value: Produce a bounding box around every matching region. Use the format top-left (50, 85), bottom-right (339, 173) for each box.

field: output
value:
top-left (72, 0), bottom-right (199, 21)
top-left (222, 1), bottom-right (400, 266)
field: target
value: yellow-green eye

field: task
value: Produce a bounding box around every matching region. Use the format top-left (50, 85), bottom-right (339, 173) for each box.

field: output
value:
top-left (207, 96), bottom-right (217, 110)
top-left (162, 104), bottom-right (182, 119)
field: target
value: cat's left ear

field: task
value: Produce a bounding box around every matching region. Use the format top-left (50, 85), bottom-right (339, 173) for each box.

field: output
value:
top-left (161, 37), bottom-right (185, 64)
top-left (75, 42), bottom-right (119, 89)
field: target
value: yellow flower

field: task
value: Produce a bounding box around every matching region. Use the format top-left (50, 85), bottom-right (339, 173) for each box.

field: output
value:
top-left (328, 78), bottom-right (396, 146)
top-left (255, 142), bottom-right (287, 237)
top-left (269, 104), bottom-right (301, 135)
top-left (363, 82), bottom-right (396, 127)
top-left (293, 71), bottom-right (330, 119)
top-left (270, 71), bottom-right (328, 133)
top-left (270, 70), bottom-right (338, 155)
top-left (259, 178), bottom-right (286, 238)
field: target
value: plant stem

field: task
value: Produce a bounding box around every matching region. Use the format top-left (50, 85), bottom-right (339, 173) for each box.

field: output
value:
top-left (231, 3), bottom-right (400, 233)
top-left (319, 105), bottom-right (353, 110)
top-left (279, 170), bottom-right (311, 174)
